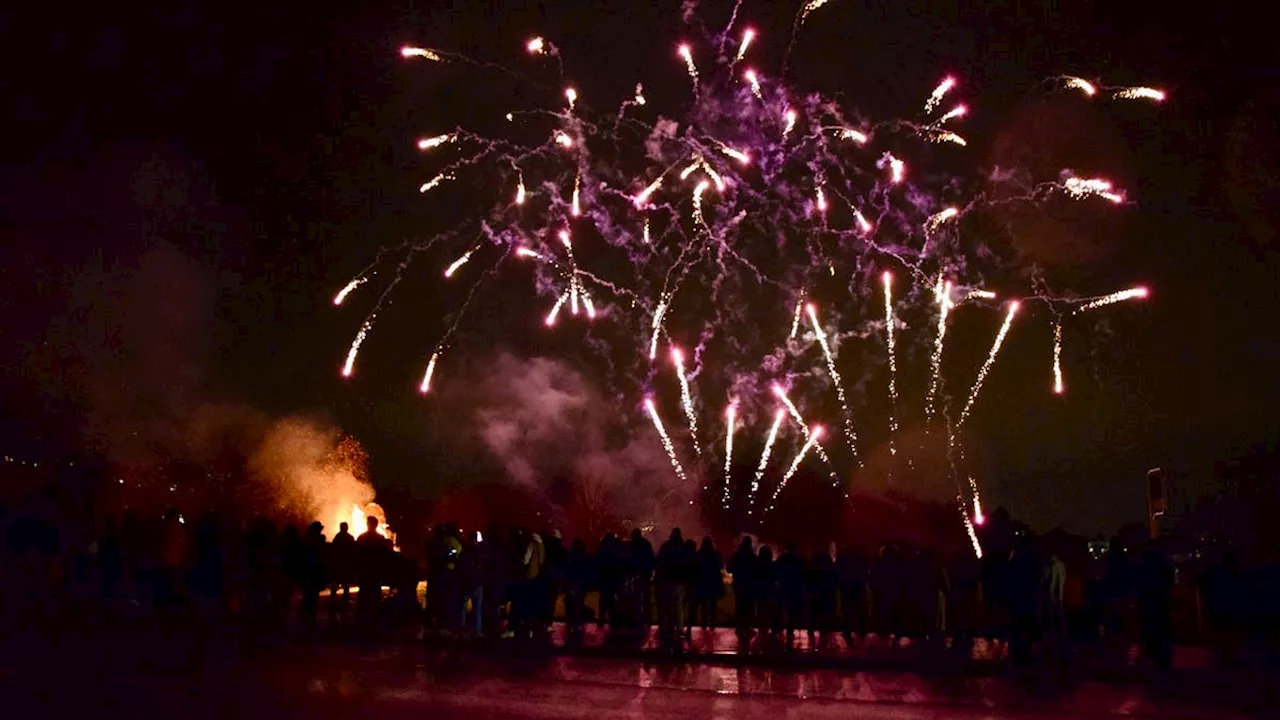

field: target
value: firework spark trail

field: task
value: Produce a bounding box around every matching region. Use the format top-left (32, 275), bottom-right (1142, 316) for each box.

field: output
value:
top-left (417, 133), bottom-right (456, 150)
top-left (515, 173), bottom-right (526, 204)
top-left (734, 28), bottom-right (756, 65)
top-left (570, 173), bottom-right (581, 216)
top-left (671, 347), bottom-right (701, 456)
top-left (1053, 321), bottom-right (1065, 394)
top-left (853, 207), bottom-right (873, 233)
top-left (1114, 86), bottom-right (1165, 102)
top-left (444, 244), bottom-right (480, 278)
top-left (749, 408), bottom-right (787, 516)
top-left (815, 186), bottom-right (828, 214)
top-left (716, 142), bottom-right (751, 165)
top-left (419, 173), bottom-right (453, 193)
top-left (925, 279), bottom-right (954, 424)
top-left (883, 272), bottom-right (899, 456)
top-left (966, 289), bottom-right (997, 301)
top-left (783, 108), bottom-right (798, 139)
top-left (565, 86), bottom-right (577, 112)
top-left (772, 384), bottom-right (840, 487)
top-left (806, 304), bottom-right (860, 460)
top-left (928, 129), bottom-right (967, 146)
top-left (400, 46), bottom-right (442, 61)
top-left (515, 246), bottom-right (542, 259)
top-left (936, 104), bottom-right (967, 125)
top-left (924, 206), bottom-right (959, 238)
top-left (1061, 76), bottom-right (1097, 96)
top-left (645, 398), bottom-right (689, 484)
top-left (788, 296), bottom-right (805, 340)
top-left (333, 277), bottom-right (368, 306)
top-left (634, 177), bottom-right (664, 208)
top-left (558, 230), bottom-right (582, 315)
top-left (767, 426), bottom-right (824, 512)
top-left (1062, 176), bottom-right (1125, 203)
top-left (839, 128), bottom-right (869, 144)
top-left (958, 495), bottom-right (983, 558)
top-left (883, 153), bottom-right (905, 184)
top-left (341, 318), bottom-right (375, 378)
top-left (722, 403), bottom-right (737, 508)
top-left (544, 290), bottom-right (569, 326)
top-left (957, 301), bottom-right (1020, 428)
top-left (678, 44), bottom-right (699, 97)
top-left (692, 179), bottom-right (711, 227)
top-left (418, 352), bottom-right (439, 393)
top-left (1074, 286), bottom-right (1148, 313)
top-left (743, 69), bottom-right (763, 99)
top-left (642, 218), bottom-right (651, 244)
top-left (924, 75), bottom-right (956, 114)
top-left (968, 476), bottom-right (984, 523)
top-left (649, 298), bottom-right (669, 361)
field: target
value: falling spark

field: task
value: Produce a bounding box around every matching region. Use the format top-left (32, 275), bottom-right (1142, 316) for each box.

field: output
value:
top-left (571, 173), bottom-right (582, 216)
top-left (924, 206), bottom-right (959, 236)
top-left (883, 272), bottom-right (899, 455)
top-left (341, 318), bottom-right (374, 377)
top-left (969, 477), bottom-right (985, 524)
top-left (966, 289), bottom-right (997, 301)
top-left (561, 230), bottom-right (580, 315)
top-left (798, 0), bottom-right (832, 29)
top-left (937, 104), bottom-right (967, 125)
top-left (677, 44), bottom-right (699, 95)
top-left (544, 291), bottom-right (569, 326)
top-left (1062, 176), bottom-right (1125, 203)
top-left (515, 247), bottom-right (541, 259)
top-left (959, 495), bottom-right (983, 559)
top-left (634, 177), bottom-right (663, 208)
top-left (768, 425), bottom-right (824, 511)
top-left (783, 108), bottom-right (797, 138)
top-left (925, 279), bottom-right (953, 424)
top-left (925, 75), bottom-right (956, 114)
top-left (418, 352), bottom-right (439, 393)
top-left (701, 162), bottom-right (725, 192)
top-left (722, 403), bottom-right (737, 507)
top-left (634, 84), bottom-right (646, 105)
top-left (642, 218), bottom-right (651, 244)
top-left (854, 208), bottom-right (873, 233)
top-left (804, 304), bottom-right (860, 458)
top-left (554, 132), bottom-right (574, 148)
top-left (649, 300), bottom-right (668, 360)
top-left (444, 248), bottom-right (476, 278)
top-left (929, 130), bottom-right (967, 146)
top-left (671, 347), bottom-right (700, 455)
top-left (565, 87), bottom-right (577, 112)
top-left (400, 46), bottom-right (442, 61)
top-left (416, 133), bottom-right (456, 150)
top-left (1062, 76), bottom-right (1097, 96)
top-left (788, 296), bottom-right (805, 340)
top-left (680, 159), bottom-right (701, 180)
top-left (645, 398), bottom-right (689, 483)
top-left (743, 69), bottom-right (762, 99)
top-left (772, 384), bottom-right (839, 486)
top-left (582, 293), bottom-right (596, 319)
top-left (1114, 86), bottom-right (1166, 102)
top-left (1074, 286), bottom-right (1148, 314)
top-left (692, 179), bottom-right (711, 226)
top-left (333, 277), bottom-right (367, 306)
top-left (735, 28), bottom-right (756, 63)
top-left (1052, 322), bottom-right (1064, 394)
top-left (717, 143), bottom-right (751, 165)
top-left (419, 173), bottom-right (452, 193)
top-left (839, 128), bottom-right (869, 144)
top-left (815, 186), bottom-right (828, 213)
top-left (958, 301), bottom-right (1020, 427)
top-left (526, 37), bottom-right (545, 54)
top-left (885, 153), bottom-right (905, 184)
top-left (515, 174), bottom-right (526, 205)
top-left (749, 408), bottom-right (786, 515)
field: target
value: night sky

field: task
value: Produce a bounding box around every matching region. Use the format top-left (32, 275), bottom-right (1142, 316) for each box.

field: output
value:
top-left (1, 1), bottom-right (1277, 536)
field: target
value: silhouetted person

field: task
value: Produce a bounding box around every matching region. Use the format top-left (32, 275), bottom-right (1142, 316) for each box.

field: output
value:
top-left (563, 538), bottom-right (591, 636)
top-left (299, 522), bottom-right (326, 633)
top-left (656, 528), bottom-right (687, 647)
top-left (776, 544), bottom-right (806, 640)
top-left (836, 545), bottom-right (867, 637)
top-left (728, 537), bottom-right (756, 635)
top-left (694, 537), bottom-right (723, 631)
top-left (596, 532), bottom-right (621, 628)
top-left (356, 516), bottom-right (392, 632)
top-left (1007, 535), bottom-right (1041, 665)
top-left (754, 546), bottom-right (777, 635)
top-left (479, 526), bottom-right (508, 637)
top-left (629, 529), bottom-right (655, 629)
top-left (328, 522), bottom-right (355, 614)
top-left (1137, 545), bottom-right (1173, 669)
top-left (808, 545), bottom-right (836, 637)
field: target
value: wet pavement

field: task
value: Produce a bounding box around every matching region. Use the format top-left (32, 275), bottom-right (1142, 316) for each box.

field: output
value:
top-left (1, 623), bottom-right (1268, 719)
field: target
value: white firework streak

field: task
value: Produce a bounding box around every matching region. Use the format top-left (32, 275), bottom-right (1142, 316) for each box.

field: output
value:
top-left (642, 218), bottom-right (651, 244)
top-left (570, 173), bottom-right (581, 216)
top-left (1073, 287), bottom-right (1148, 314)
top-left (1061, 176), bottom-right (1125, 204)
top-left (341, 316), bottom-right (375, 377)
top-left (692, 179), bottom-right (711, 227)
top-left (443, 247), bottom-right (477, 278)
top-left (418, 352), bottom-right (439, 393)
top-left (648, 298), bottom-right (668, 361)
top-left (928, 130), bottom-right (967, 146)
top-left (806, 304), bottom-right (860, 459)
top-left (748, 409), bottom-right (786, 516)
top-left (515, 174), bottom-right (526, 205)
top-left (677, 44), bottom-right (699, 97)
top-left (743, 69), bottom-right (762, 100)
top-left (333, 277), bottom-right (367, 306)
top-left (734, 28), bottom-right (756, 64)
top-left (634, 177), bottom-right (663, 208)
top-left (883, 272), bottom-right (899, 456)
top-left (767, 426), bottom-right (824, 512)
top-left (936, 104), bottom-right (967, 125)
top-left (798, 0), bottom-right (832, 29)
top-left (772, 385), bottom-right (840, 488)
top-left (839, 128), bottom-right (869, 144)
top-left (560, 230), bottom-right (580, 315)
top-left (1053, 322), bottom-right (1064, 394)
top-left (416, 133), bottom-right (455, 150)
top-left (924, 206), bottom-right (959, 237)
top-left (418, 173), bottom-right (453, 193)
top-left (969, 479), bottom-right (984, 523)
top-left (544, 290), bottom-right (569, 326)
top-left (1113, 86), bottom-right (1165, 102)
top-left (1062, 76), bottom-right (1097, 96)
top-left (788, 296), bottom-right (805, 340)
top-left (582, 293), bottom-right (596, 319)
top-left (644, 398), bottom-right (688, 484)
top-left (721, 403), bottom-right (737, 508)
top-left (957, 301), bottom-right (1020, 428)
top-left (400, 46), bottom-right (442, 61)
top-left (925, 278), bottom-right (953, 425)
top-left (958, 494), bottom-right (983, 559)
top-left (924, 75), bottom-right (956, 115)
top-left (671, 347), bottom-right (701, 456)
